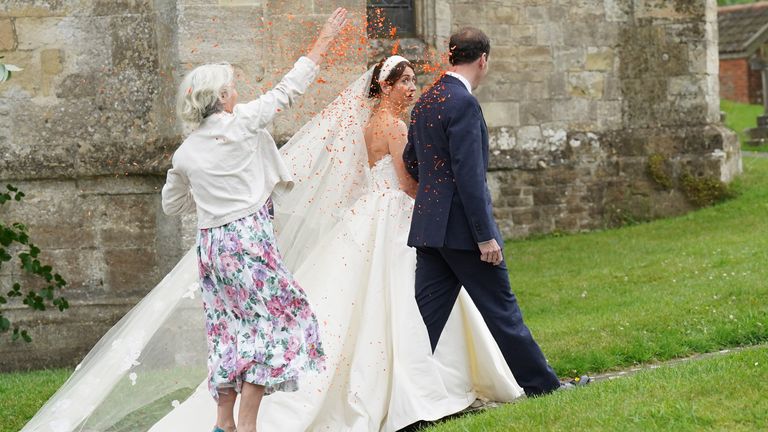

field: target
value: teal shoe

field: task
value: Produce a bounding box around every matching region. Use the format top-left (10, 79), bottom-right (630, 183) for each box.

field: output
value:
top-left (212, 428), bottom-right (225, 432)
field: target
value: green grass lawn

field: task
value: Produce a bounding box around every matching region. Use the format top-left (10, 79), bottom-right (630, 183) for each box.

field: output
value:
top-left (509, 157), bottom-right (768, 376)
top-left (3, 160), bottom-right (767, 432)
top-left (718, 0), bottom-right (763, 5)
top-left (0, 368), bottom-right (71, 432)
top-left (424, 346), bottom-right (768, 432)
top-left (720, 99), bottom-right (767, 152)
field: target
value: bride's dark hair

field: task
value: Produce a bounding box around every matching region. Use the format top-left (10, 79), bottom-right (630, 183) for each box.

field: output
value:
top-left (368, 58), bottom-right (413, 98)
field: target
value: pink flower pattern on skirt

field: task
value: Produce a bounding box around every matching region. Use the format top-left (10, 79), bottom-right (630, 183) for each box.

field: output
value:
top-left (196, 204), bottom-right (325, 400)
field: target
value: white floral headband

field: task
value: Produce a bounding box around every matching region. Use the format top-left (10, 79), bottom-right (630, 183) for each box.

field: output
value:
top-left (378, 55), bottom-right (409, 83)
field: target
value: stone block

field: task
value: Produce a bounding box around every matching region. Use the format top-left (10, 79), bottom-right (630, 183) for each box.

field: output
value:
top-left (104, 247), bottom-right (161, 296)
top-left (605, 0), bottom-right (631, 22)
top-left (489, 127), bottom-right (516, 151)
top-left (264, 0), bottom-right (310, 15)
top-left (0, 1), bottom-right (77, 19)
top-left (92, 0), bottom-right (153, 16)
top-left (110, 15), bottom-right (158, 71)
top-left (313, 0), bottom-right (363, 13)
top-left (552, 98), bottom-right (597, 126)
top-left (548, 72), bottom-right (568, 99)
top-left (481, 101), bottom-right (520, 128)
top-left (39, 248), bottom-right (106, 296)
top-left (516, 125), bottom-right (543, 150)
top-left (177, 4), bottom-right (265, 66)
top-left (517, 45), bottom-right (552, 63)
top-left (525, 6), bottom-right (548, 23)
top-left (493, 5), bottom-right (520, 24)
top-left (220, 0), bottom-right (262, 6)
top-left (0, 50), bottom-right (39, 96)
top-left (597, 100), bottom-right (623, 130)
top-left (451, 5), bottom-right (488, 28)
top-left (634, 0), bottom-right (706, 20)
top-left (0, 18), bottom-right (17, 51)
top-left (604, 74), bottom-right (622, 100)
top-left (565, 19), bottom-right (619, 47)
top-left (568, 72), bottom-right (605, 99)
top-left (96, 194), bottom-right (159, 248)
top-left (0, 140), bottom-right (77, 179)
top-left (520, 101), bottom-right (553, 125)
top-left (0, 303), bottom-right (133, 372)
top-left (586, 47), bottom-right (614, 71)
top-left (536, 24), bottom-right (564, 46)
top-left (523, 80), bottom-right (551, 100)
top-left (40, 48), bottom-right (63, 75)
top-left (554, 47), bottom-right (585, 72)
top-left (668, 76), bottom-right (704, 97)
top-left (508, 25), bottom-right (536, 45)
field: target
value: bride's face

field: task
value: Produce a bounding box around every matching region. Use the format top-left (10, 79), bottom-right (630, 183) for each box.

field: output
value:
top-left (383, 66), bottom-right (417, 107)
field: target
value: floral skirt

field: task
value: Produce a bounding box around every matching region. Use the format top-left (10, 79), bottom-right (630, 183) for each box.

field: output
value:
top-left (196, 203), bottom-right (325, 400)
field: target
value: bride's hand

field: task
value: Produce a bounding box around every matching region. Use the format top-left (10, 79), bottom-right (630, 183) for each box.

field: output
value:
top-left (307, 7), bottom-right (349, 64)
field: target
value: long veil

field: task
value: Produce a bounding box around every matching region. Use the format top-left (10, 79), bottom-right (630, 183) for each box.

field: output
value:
top-left (21, 68), bottom-right (375, 432)
top-left (272, 68), bottom-right (373, 267)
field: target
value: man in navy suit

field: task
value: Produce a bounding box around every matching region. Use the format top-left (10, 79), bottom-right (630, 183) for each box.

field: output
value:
top-left (403, 27), bottom-right (568, 396)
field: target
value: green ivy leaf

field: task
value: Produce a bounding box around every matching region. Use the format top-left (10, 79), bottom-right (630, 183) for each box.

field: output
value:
top-left (1, 183), bottom-right (68, 343)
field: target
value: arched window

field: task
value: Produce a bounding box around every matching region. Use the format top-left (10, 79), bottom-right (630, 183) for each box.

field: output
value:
top-left (367, 0), bottom-right (416, 38)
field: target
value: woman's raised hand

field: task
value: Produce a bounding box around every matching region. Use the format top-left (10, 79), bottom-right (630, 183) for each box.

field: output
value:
top-left (307, 7), bottom-right (349, 64)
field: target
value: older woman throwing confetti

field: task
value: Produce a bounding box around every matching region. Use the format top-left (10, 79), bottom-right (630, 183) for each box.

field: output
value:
top-left (161, 8), bottom-right (349, 432)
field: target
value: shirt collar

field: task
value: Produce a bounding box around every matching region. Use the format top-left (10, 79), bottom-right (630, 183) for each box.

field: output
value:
top-left (445, 71), bottom-right (472, 94)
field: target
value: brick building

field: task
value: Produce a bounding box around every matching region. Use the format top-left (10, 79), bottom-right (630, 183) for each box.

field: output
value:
top-left (718, 2), bottom-right (768, 104)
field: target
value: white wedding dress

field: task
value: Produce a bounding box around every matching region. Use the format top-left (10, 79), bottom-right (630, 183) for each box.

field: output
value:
top-left (150, 155), bottom-right (523, 431)
top-left (21, 67), bottom-right (522, 432)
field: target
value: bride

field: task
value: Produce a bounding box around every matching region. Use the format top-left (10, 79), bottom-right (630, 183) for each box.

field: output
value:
top-left (21, 57), bottom-right (523, 432)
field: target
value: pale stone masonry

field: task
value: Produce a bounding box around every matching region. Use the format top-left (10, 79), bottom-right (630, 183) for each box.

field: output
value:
top-left (0, 0), bottom-right (740, 369)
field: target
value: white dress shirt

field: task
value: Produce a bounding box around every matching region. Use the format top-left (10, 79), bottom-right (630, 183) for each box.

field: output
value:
top-left (162, 56), bottom-right (319, 229)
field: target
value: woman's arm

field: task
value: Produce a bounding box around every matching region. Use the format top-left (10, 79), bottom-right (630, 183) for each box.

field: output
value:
top-left (161, 165), bottom-right (195, 216)
top-left (389, 120), bottom-right (419, 198)
top-left (237, 8), bottom-right (348, 131)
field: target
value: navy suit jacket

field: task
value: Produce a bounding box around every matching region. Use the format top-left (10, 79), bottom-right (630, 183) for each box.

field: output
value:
top-left (404, 74), bottom-right (502, 250)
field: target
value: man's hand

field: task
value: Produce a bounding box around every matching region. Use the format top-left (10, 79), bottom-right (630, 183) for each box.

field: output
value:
top-left (307, 8), bottom-right (349, 65)
top-left (478, 239), bottom-right (502, 266)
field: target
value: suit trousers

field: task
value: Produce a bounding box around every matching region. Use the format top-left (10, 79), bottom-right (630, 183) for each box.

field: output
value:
top-left (415, 246), bottom-right (561, 396)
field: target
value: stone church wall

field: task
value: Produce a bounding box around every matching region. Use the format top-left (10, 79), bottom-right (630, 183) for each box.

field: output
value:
top-left (0, 0), bottom-right (740, 370)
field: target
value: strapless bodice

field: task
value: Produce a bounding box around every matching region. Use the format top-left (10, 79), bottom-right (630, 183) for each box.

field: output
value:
top-left (369, 154), bottom-right (400, 192)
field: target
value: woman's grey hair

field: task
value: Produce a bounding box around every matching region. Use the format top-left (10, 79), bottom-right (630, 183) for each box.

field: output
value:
top-left (176, 62), bottom-right (234, 132)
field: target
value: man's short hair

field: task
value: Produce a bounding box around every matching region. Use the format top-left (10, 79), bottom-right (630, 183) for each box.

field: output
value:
top-left (448, 27), bottom-right (491, 66)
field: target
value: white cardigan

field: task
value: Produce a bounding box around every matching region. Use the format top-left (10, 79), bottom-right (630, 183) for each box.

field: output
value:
top-left (162, 57), bottom-right (319, 229)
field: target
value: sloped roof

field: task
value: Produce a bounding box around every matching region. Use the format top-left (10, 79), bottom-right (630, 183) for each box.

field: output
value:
top-left (719, 2), bottom-right (768, 57)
